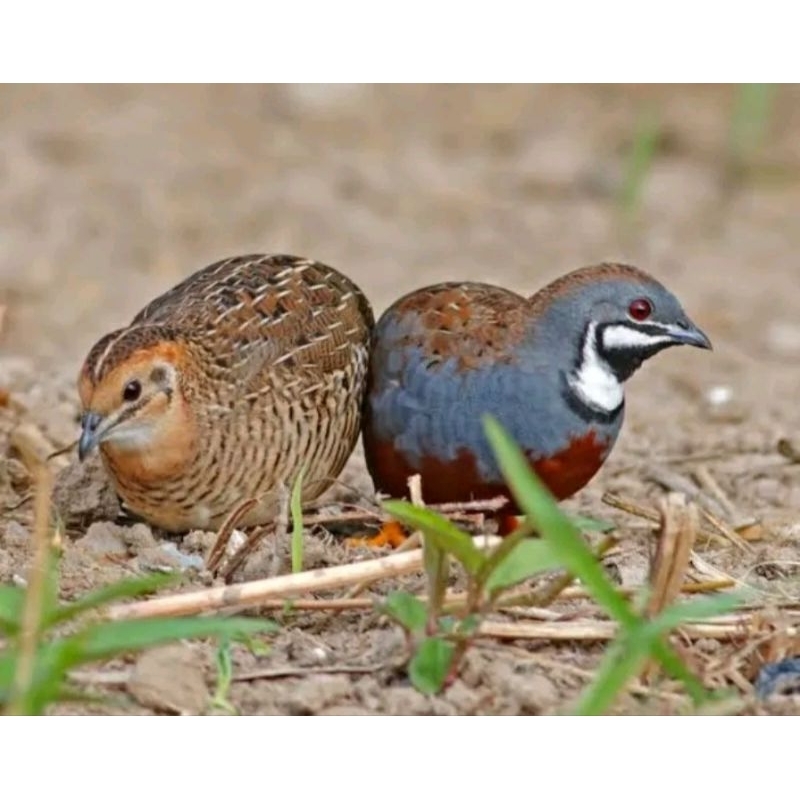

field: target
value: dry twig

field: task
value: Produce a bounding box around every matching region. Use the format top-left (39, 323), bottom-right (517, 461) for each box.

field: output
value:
top-left (646, 493), bottom-right (699, 619)
top-left (205, 498), bottom-right (258, 573)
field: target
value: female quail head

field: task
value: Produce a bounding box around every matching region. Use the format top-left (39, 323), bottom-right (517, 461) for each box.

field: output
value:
top-left (78, 253), bottom-right (374, 532)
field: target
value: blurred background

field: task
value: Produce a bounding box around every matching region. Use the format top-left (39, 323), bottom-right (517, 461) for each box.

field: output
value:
top-left (3, 84), bottom-right (800, 492)
top-left (0, 84), bottom-right (796, 365)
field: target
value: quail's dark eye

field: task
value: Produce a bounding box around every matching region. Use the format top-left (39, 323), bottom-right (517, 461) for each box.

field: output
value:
top-left (628, 298), bottom-right (652, 321)
top-left (122, 379), bottom-right (142, 402)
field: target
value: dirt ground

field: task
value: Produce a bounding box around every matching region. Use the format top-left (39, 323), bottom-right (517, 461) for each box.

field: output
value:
top-left (2, 84), bottom-right (800, 715)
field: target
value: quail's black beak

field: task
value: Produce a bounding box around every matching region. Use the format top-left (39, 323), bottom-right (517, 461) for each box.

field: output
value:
top-left (78, 412), bottom-right (104, 461)
top-left (669, 319), bottom-right (713, 351)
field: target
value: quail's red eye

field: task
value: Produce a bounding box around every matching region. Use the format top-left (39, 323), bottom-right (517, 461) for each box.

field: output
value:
top-left (628, 298), bottom-right (652, 321)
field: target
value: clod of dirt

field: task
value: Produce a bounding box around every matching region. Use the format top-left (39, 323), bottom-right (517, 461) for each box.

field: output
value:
top-left (442, 680), bottom-right (487, 714)
top-left (0, 456), bottom-right (30, 494)
top-left (182, 530), bottom-right (216, 554)
top-left (491, 664), bottom-right (560, 714)
top-left (52, 455), bottom-right (120, 532)
top-left (78, 521), bottom-right (129, 558)
top-left (1, 520), bottom-right (30, 547)
top-left (127, 644), bottom-right (209, 715)
top-left (278, 675), bottom-right (353, 715)
top-left (120, 523), bottom-right (156, 553)
top-left (378, 685), bottom-right (441, 715)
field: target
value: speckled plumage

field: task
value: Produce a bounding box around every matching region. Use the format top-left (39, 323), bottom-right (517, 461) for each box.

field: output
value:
top-left (78, 254), bottom-right (374, 532)
top-left (364, 263), bottom-right (710, 523)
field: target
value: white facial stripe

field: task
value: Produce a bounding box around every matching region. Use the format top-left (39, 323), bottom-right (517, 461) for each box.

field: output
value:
top-left (92, 323), bottom-right (167, 381)
top-left (92, 328), bottom-right (131, 380)
top-left (568, 322), bottom-right (623, 413)
top-left (601, 323), bottom-right (674, 351)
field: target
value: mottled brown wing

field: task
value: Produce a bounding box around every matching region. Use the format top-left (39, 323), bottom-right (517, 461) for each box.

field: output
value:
top-left (135, 254), bottom-right (374, 393)
top-left (375, 281), bottom-right (529, 372)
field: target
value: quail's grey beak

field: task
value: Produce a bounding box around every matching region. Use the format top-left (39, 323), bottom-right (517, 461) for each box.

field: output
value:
top-left (78, 412), bottom-right (104, 461)
top-left (668, 320), bottom-right (713, 351)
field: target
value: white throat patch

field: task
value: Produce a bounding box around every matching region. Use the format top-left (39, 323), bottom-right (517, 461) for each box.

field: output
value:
top-left (567, 322), bottom-right (623, 413)
top-left (102, 418), bottom-right (156, 450)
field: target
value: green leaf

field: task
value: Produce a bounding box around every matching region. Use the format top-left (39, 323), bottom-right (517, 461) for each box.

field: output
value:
top-left (238, 632), bottom-right (272, 657)
top-left (409, 637), bottom-right (455, 695)
top-left (45, 573), bottom-right (178, 627)
top-left (477, 522), bottom-right (534, 586)
top-left (485, 539), bottom-right (563, 593)
top-left (290, 466), bottom-right (306, 574)
top-left (382, 592), bottom-right (428, 633)
top-left (382, 500), bottom-right (485, 574)
top-left (456, 614), bottom-right (481, 636)
top-left (67, 616), bottom-right (275, 663)
top-left (569, 514), bottom-right (616, 533)
top-left (0, 584), bottom-right (25, 635)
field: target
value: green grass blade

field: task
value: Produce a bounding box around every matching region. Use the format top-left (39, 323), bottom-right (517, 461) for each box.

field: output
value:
top-left (0, 585), bottom-right (26, 635)
top-left (211, 638), bottom-right (237, 714)
top-left (45, 573), bottom-right (178, 627)
top-left (408, 637), bottom-right (455, 695)
top-left (569, 514), bottom-right (616, 533)
top-left (383, 499), bottom-right (485, 574)
top-left (573, 636), bottom-right (652, 715)
top-left (422, 534), bottom-right (448, 621)
top-left (290, 467), bottom-right (306, 574)
top-left (69, 616), bottom-right (276, 664)
top-left (572, 598), bottom-right (742, 715)
top-left (646, 593), bottom-right (744, 635)
top-left (729, 84), bottom-right (775, 163)
top-left (618, 105), bottom-right (660, 216)
top-left (482, 415), bottom-right (731, 703)
top-left (482, 415), bottom-right (636, 624)
top-left (485, 539), bottom-right (563, 593)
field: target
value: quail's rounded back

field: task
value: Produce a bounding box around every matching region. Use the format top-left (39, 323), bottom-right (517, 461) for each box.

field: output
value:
top-left (78, 254), bottom-right (374, 532)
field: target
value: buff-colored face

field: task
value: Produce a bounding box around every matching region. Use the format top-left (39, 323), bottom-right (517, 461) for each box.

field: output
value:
top-left (77, 342), bottom-right (183, 460)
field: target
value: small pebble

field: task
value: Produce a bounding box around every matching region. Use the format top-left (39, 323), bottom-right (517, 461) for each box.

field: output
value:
top-left (136, 542), bottom-right (204, 573)
top-left (128, 644), bottom-right (209, 715)
top-left (702, 384), bottom-right (748, 423)
top-left (226, 530), bottom-right (247, 557)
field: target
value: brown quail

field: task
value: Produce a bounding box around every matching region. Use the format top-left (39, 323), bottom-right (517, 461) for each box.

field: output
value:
top-left (77, 253), bottom-right (374, 533)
